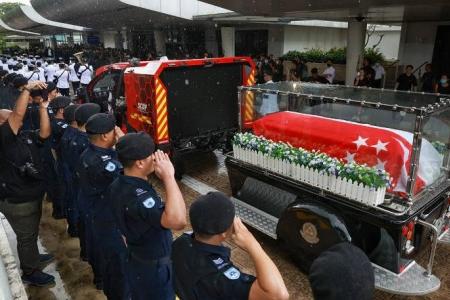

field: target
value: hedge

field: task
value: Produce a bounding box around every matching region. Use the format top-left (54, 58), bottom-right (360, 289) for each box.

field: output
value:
top-left (282, 47), bottom-right (385, 64)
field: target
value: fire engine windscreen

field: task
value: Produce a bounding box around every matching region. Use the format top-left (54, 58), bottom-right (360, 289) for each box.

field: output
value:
top-left (160, 64), bottom-right (243, 145)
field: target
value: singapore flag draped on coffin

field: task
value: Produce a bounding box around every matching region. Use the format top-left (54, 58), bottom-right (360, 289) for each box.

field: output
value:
top-left (252, 111), bottom-right (443, 195)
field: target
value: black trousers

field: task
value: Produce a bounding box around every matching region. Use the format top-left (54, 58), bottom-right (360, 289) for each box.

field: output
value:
top-left (59, 88), bottom-right (70, 97)
top-left (0, 198), bottom-right (42, 274)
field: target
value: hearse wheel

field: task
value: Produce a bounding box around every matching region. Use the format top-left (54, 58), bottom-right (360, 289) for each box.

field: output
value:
top-left (277, 201), bottom-right (351, 272)
top-left (171, 150), bottom-right (185, 180)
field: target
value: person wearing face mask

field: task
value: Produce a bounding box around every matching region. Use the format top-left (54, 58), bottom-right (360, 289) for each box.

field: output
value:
top-left (435, 74), bottom-right (450, 95)
top-left (322, 60), bottom-right (336, 84)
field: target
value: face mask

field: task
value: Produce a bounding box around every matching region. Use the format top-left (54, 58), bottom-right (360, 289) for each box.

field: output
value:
top-left (440, 79), bottom-right (447, 85)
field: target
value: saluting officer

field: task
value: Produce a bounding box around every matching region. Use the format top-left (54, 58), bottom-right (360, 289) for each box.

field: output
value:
top-left (172, 192), bottom-right (289, 300)
top-left (48, 96), bottom-right (72, 218)
top-left (110, 132), bottom-right (187, 300)
top-left (59, 104), bottom-right (80, 236)
top-left (76, 113), bottom-right (129, 299)
top-left (70, 103), bottom-right (102, 287)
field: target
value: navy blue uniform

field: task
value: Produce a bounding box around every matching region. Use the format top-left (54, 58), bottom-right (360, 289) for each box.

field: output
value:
top-left (49, 118), bottom-right (68, 217)
top-left (110, 175), bottom-right (174, 300)
top-left (172, 233), bottom-right (256, 300)
top-left (76, 144), bottom-right (128, 299)
top-left (59, 126), bottom-right (79, 234)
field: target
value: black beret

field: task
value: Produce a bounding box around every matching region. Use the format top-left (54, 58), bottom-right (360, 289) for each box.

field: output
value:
top-left (309, 242), bottom-right (374, 300)
top-left (0, 70), bottom-right (8, 77)
top-left (116, 132), bottom-right (155, 161)
top-left (190, 192), bottom-right (235, 235)
top-left (13, 76), bottom-right (28, 89)
top-left (63, 104), bottom-right (80, 123)
top-left (86, 113), bottom-right (115, 134)
top-left (46, 82), bottom-right (57, 93)
top-left (51, 96), bottom-right (71, 110)
top-left (74, 103), bottom-right (101, 125)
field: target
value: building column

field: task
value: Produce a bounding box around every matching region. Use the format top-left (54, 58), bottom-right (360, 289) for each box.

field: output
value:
top-left (221, 27), bottom-right (235, 57)
top-left (121, 27), bottom-right (130, 50)
top-left (205, 26), bottom-right (218, 57)
top-left (154, 30), bottom-right (166, 56)
top-left (345, 21), bottom-right (367, 85)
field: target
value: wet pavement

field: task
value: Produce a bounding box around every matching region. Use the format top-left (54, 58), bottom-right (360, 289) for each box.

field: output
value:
top-left (26, 151), bottom-right (450, 299)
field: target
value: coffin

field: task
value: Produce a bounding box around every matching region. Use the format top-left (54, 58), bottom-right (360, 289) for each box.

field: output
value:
top-left (252, 111), bottom-right (443, 195)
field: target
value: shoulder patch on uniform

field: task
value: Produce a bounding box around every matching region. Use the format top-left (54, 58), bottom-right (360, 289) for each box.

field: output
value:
top-left (135, 188), bottom-right (147, 196)
top-left (213, 257), bottom-right (224, 265)
top-left (105, 162), bottom-right (116, 172)
top-left (223, 267), bottom-right (240, 280)
top-left (142, 197), bottom-right (155, 208)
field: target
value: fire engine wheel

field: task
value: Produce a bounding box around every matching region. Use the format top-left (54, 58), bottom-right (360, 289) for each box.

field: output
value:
top-left (276, 201), bottom-right (351, 272)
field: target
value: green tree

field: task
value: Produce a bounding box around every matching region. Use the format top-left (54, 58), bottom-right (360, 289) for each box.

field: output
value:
top-left (0, 2), bottom-right (21, 50)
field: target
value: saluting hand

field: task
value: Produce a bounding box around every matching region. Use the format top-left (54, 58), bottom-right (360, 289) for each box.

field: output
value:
top-left (153, 150), bottom-right (175, 182)
top-left (114, 126), bottom-right (125, 140)
top-left (231, 217), bottom-right (259, 253)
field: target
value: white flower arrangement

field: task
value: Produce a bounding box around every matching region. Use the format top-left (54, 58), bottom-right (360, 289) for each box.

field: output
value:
top-left (232, 132), bottom-right (391, 207)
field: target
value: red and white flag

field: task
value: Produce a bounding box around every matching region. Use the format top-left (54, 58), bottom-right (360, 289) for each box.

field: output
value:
top-left (253, 112), bottom-right (443, 195)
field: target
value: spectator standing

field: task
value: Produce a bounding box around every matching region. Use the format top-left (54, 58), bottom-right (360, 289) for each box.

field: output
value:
top-left (322, 60), bottom-right (336, 84)
top-left (354, 69), bottom-right (369, 87)
top-left (307, 68), bottom-right (329, 84)
top-left (45, 59), bottom-right (57, 82)
top-left (36, 62), bottom-right (45, 82)
top-left (0, 81), bottom-right (56, 286)
top-left (395, 65), bottom-right (418, 91)
top-left (54, 63), bottom-right (71, 96)
top-left (78, 62), bottom-right (94, 88)
top-left (372, 62), bottom-right (385, 88)
top-left (435, 74), bottom-right (450, 95)
top-left (69, 57), bottom-right (81, 93)
top-left (421, 64), bottom-right (435, 93)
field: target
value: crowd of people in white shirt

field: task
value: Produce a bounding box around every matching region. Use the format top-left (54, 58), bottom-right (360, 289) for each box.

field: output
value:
top-left (0, 53), bottom-right (94, 96)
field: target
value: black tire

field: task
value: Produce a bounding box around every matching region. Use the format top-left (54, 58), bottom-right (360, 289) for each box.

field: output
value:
top-left (172, 150), bottom-right (185, 180)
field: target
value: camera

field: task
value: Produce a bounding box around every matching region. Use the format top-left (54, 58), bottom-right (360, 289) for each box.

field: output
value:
top-left (30, 88), bottom-right (49, 101)
top-left (19, 162), bottom-right (41, 179)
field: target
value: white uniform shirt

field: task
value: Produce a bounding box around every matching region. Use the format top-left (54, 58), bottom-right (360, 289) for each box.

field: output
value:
top-left (323, 66), bottom-right (336, 84)
top-left (45, 64), bottom-right (57, 82)
top-left (78, 65), bottom-right (93, 85)
top-left (259, 80), bottom-right (279, 115)
top-left (54, 69), bottom-right (70, 89)
top-left (24, 71), bottom-right (41, 82)
top-left (69, 63), bottom-right (80, 82)
top-left (38, 67), bottom-right (45, 81)
top-left (373, 63), bottom-right (385, 80)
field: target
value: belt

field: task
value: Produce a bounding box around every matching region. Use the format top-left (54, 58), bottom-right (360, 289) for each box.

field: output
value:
top-left (128, 251), bottom-right (171, 266)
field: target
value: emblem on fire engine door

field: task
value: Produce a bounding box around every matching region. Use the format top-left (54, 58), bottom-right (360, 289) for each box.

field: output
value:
top-left (300, 222), bottom-right (320, 244)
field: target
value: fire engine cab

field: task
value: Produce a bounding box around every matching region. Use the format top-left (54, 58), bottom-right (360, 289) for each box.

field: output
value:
top-left (84, 57), bottom-right (255, 175)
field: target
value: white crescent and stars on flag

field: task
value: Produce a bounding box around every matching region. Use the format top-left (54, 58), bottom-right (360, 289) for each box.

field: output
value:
top-left (345, 136), bottom-right (389, 171)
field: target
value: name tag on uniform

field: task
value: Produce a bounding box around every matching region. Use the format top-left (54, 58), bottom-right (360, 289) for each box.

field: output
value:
top-left (143, 197), bottom-right (155, 208)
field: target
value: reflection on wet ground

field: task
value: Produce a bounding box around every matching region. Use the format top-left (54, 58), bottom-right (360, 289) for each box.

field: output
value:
top-left (28, 151), bottom-right (450, 299)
